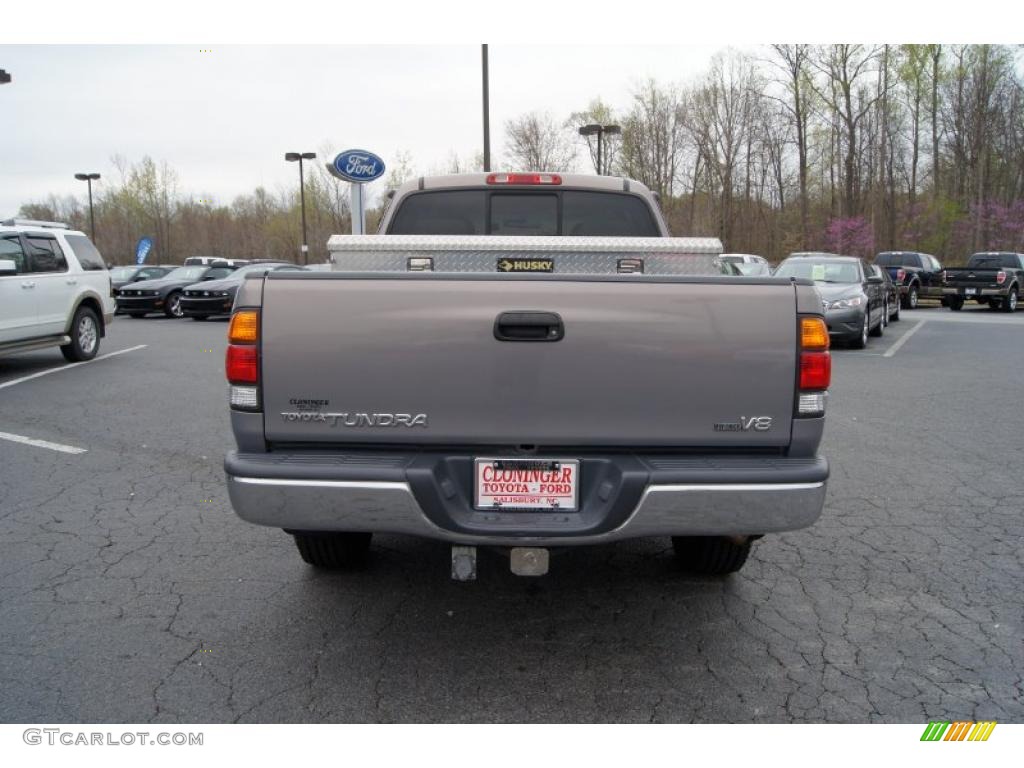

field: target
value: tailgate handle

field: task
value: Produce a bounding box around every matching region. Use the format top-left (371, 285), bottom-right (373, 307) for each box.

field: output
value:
top-left (494, 311), bottom-right (564, 342)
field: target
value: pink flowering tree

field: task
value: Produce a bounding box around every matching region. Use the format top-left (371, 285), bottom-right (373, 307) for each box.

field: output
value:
top-left (821, 216), bottom-right (875, 258)
top-left (951, 202), bottom-right (1024, 256)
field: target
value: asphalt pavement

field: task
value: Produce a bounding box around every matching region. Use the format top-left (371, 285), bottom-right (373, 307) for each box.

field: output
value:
top-left (0, 304), bottom-right (1021, 723)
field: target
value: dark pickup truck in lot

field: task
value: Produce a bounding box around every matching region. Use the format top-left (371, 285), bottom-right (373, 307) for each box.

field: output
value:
top-left (223, 173), bottom-right (831, 582)
top-left (873, 251), bottom-right (943, 309)
top-left (943, 252), bottom-right (1024, 312)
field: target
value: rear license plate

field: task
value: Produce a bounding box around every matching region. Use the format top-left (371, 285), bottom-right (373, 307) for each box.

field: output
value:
top-left (963, 288), bottom-right (976, 295)
top-left (474, 458), bottom-right (579, 511)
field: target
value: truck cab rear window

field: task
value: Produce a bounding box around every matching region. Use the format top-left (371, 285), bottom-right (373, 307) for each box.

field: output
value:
top-left (968, 254), bottom-right (1020, 269)
top-left (387, 190), bottom-right (659, 236)
top-left (876, 252), bottom-right (921, 267)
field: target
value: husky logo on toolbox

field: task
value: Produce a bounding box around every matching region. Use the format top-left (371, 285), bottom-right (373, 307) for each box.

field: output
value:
top-left (497, 258), bottom-right (554, 273)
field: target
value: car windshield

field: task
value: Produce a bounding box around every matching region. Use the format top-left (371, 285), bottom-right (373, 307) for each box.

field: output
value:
top-left (163, 266), bottom-right (208, 281)
top-left (775, 260), bottom-right (860, 283)
top-left (109, 267), bottom-right (136, 280)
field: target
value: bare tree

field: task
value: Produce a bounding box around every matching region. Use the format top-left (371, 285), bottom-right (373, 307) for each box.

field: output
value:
top-left (810, 45), bottom-right (882, 216)
top-left (503, 112), bottom-right (577, 171)
top-left (769, 45), bottom-right (814, 247)
top-left (690, 52), bottom-right (761, 246)
top-left (619, 79), bottom-right (687, 203)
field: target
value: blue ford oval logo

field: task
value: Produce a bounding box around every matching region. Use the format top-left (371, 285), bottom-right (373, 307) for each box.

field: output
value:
top-left (331, 149), bottom-right (386, 183)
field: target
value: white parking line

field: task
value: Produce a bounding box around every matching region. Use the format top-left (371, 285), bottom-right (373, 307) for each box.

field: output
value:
top-left (0, 431), bottom-right (87, 454)
top-left (883, 320), bottom-right (927, 358)
top-left (0, 344), bottom-right (147, 391)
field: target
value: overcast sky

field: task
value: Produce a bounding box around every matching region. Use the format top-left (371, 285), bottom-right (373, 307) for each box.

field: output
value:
top-left (0, 44), bottom-right (747, 216)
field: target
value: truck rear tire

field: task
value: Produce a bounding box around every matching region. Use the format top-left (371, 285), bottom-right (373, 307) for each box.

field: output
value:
top-left (902, 285), bottom-right (919, 309)
top-left (291, 531), bottom-right (372, 569)
top-left (948, 297), bottom-right (964, 311)
top-left (672, 536), bottom-right (752, 575)
top-left (1002, 288), bottom-right (1017, 313)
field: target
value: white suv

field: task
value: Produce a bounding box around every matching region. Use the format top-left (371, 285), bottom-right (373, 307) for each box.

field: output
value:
top-left (0, 219), bottom-right (116, 362)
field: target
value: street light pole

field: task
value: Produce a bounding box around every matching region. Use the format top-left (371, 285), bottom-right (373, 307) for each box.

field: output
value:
top-left (74, 173), bottom-right (101, 241)
top-left (285, 152), bottom-right (316, 264)
top-left (577, 124), bottom-right (621, 176)
top-left (482, 44), bottom-right (491, 172)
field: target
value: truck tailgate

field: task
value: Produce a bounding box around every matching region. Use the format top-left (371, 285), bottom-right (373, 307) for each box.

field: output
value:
top-left (944, 268), bottom-right (1002, 288)
top-left (261, 275), bottom-right (798, 448)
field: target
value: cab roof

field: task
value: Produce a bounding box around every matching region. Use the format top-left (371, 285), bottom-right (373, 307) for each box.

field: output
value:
top-left (394, 173), bottom-right (654, 195)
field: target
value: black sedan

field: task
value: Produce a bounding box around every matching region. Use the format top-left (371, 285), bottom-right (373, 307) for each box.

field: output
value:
top-left (110, 265), bottom-right (177, 313)
top-left (774, 253), bottom-right (888, 348)
top-left (116, 265), bottom-right (237, 318)
top-left (180, 262), bottom-right (306, 319)
top-left (867, 263), bottom-right (901, 325)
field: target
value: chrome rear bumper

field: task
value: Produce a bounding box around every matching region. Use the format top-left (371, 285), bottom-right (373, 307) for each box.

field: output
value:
top-left (226, 473), bottom-right (826, 545)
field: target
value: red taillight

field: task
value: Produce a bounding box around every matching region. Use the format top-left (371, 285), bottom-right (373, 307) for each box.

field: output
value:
top-left (895, 268), bottom-right (906, 284)
top-left (226, 344), bottom-right (258, 384)
top-left (996, 270), bottom-right (1006, 284)
top-left (800, 352), bottom-right (831, 391)
top-left (486, 173), bottom-right (562, 185)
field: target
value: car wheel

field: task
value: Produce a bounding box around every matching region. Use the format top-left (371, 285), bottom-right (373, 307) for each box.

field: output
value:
top-left (948, 297), bottom-right (964, 311)
top-left (164, 291), bottom-right (184, 318)
top-left (292, 532), bottom-right (372, 569)
top-left (850, 312), bottom-right (869, 348)
top-left (672, 536), bottom-right (753, 575)
top-left (891, 299), bottom-right (901, 322)
top-left (904, 285), bottom-right (919, 309)
top-left (60, 305), bottom-right (101, 362)
top-left (872, 303), bottom-right (885, 335)
top-left (1002, 288), bottom-right (1018, 313)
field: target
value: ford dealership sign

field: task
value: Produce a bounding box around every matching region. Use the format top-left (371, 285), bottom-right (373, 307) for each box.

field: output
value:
top-left (331, 150), bottom-right (386, 183)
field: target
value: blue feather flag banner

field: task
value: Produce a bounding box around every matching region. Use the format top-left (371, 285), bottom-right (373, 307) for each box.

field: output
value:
top-left (135, 237), bottom-right (154, 265)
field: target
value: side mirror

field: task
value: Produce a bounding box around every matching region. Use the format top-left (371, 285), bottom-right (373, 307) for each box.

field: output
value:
top-left (0, 259), bottom-right (17, 276)
top-left (867, 275), bottom-right (883, 284)
top-left (132, 275), bottom-right (145, 282)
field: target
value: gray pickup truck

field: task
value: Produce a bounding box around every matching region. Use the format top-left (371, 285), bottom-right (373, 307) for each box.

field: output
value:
top-left (223, 173), bottom-right (831, 580)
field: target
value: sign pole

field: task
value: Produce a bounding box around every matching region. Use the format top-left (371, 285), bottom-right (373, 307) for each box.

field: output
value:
top-left (327, 150), bottom-right (384, 235)
top-left (351, 183), bottom-right (365, 235)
